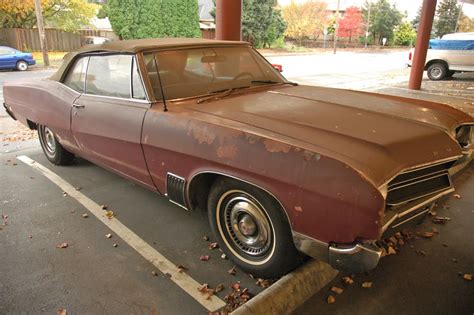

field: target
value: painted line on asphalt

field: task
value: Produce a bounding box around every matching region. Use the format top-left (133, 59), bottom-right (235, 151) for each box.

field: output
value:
top-left (16, 155), bottom-right (226, 312)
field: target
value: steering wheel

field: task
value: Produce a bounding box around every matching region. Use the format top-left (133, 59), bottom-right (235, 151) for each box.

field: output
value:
top-left (233, 72), bottom-right (255, 81)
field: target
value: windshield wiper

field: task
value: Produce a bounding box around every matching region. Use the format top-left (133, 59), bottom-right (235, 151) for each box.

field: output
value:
top-left (196, 86), bottom-right (249, 104)
top-left (251, 80), bottom-right (299, 86)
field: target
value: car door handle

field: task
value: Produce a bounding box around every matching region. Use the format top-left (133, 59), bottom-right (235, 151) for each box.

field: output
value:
top-left (73, 104), bottom-right (85, 108)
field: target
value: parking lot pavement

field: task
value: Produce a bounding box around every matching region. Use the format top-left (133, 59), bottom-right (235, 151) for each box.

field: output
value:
top-left (0, 148), bottom-right (268, 314)
top-left (295, 163), bottom-right (474, 315)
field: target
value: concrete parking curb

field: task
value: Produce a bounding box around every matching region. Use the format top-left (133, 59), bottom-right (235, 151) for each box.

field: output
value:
top-left (232, 260), bottom-right (338, 315)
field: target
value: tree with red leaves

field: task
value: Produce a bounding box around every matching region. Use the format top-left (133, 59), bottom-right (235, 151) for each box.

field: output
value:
top-left (338, 6), bottom-right (364, 42)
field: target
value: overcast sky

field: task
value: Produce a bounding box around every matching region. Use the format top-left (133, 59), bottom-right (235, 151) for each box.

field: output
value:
top-left (278, 0), bottom-right (474, 19)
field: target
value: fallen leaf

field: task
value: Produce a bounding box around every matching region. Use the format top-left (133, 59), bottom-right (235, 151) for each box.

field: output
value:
top-left (215, 283), bottom-right (225, 293)
top-left (200, 255), bottom-right (210, 261)
top-left (100, 204), bottom-right (108, 210)
top-left (231, 283), bottom-right (241, 291)
top-left (75, 187), bottom-right (82, 191)
top-left (62, 192), bottom-right (68, 197)
top-left (82, 213), bottom-right (89, 218)
top-left (221, 253), bottom-right (227, 259)
top-left (327, 295), bottom-right (336, 304)
top-left (228, 266), bottom-right (237, 275)
top-left (342, 276), bottom-right (354, 285)
top-left (453, 194), bottom-right (461, 199)
top-left (28, 235), bottom-right (32, 239)
top-left (387, 246), bottom-right (396, 255)
top-left (255, 278), bottom-right (272, 288)
top-left (452, 258), bottom-right (458, 263)
top-left (176, 265), bottom-right (188, 273)
top-left (417, 231), bottom-right (435, 238)
top-left (331, 286), bottom-right (343, 294)
top-left (415, 250), bottom-right (426, 256)
top-left (105, 211), bottom-right (115, 219)
top-left (432, 216), bottom-right (451, 224)
top-left (56, 242), bottom-right (68, 249)
top-left (151, 271), bottom-right (158, 277)
top-left (203, 235), bottom-right (209, 241)
top-left (105, 233), bottom-right (112, 239)
top-left (361, 282), bottom-right (373, 288)
top-left (208, 242), bottom-right (219, 250)
top-left (113, 243), bottom-right (118, 247)
top-left (57, 309), bottom-right (67, 315)
top-left (463, 274), bottom-right (472, 281)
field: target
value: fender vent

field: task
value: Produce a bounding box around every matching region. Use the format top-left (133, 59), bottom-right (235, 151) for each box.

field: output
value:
top-left (166, 173), bottom-right (187, 209)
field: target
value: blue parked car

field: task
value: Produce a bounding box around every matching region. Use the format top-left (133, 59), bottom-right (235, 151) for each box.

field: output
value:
top-left (0, 46), bottom-right (35, 71)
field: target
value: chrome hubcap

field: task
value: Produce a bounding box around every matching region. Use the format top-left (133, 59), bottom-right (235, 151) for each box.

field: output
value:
top-left (222, 194), bottom-right (272, 256)
top-left (431, 67), bottom-right (442, 78)
top-left (43, 127), bottom-right (56, 154)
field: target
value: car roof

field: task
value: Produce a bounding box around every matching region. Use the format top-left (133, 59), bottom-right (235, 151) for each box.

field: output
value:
top-left (50, 38), bottom-right (250, 82)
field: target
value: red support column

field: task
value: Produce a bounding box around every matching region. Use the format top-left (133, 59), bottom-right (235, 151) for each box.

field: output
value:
top-left (408, 0), bottom-right (437, 90)
top-left (215, 0), bottom-right (242, 41)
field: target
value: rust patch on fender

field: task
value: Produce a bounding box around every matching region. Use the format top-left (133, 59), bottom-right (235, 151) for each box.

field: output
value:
top-left (217, 144), bottom-right (238, 159)
top-left (188, 125), bottom-right (216, 145)
top-left (294, 206), bottom-right (303, 212)
top-left (303, 151), bottom-right (321, 162)
top-left (263, 139), bottom-right (291, 153)
top-left (245, 133), bottom-right (259, 144)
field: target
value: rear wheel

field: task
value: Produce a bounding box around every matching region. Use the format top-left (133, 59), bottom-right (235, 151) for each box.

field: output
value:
top-left (427, 63), bottom-right (447, 80)
top-left (38, 125), bottom-right (75, 165)
top-left (208, 177), bottom-right (302, 278)
top-left (16, 60), bottom-right (28, 71)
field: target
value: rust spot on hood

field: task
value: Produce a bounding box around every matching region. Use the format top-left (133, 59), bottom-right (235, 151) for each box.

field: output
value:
top-left (217, 144), bottom-right (238, 159)
top-left (263, 139), bottom-right (291, 153)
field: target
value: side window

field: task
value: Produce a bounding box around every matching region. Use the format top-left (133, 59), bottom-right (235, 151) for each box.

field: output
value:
top-left (132, 57), bottom-right (146, 100)
top-left (144, 53), bottom-right (163, 101)
top-left (86, 54), bottom-right (132, 98)
top-left (63, 57), bottom-right (88, 93)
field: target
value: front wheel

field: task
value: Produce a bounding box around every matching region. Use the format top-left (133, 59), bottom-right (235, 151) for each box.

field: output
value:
top-left (208, 177), bottom-right (303, 278)
top-left (16, 60), bottom-right (28, 71)
top-left (427, 63), bottom-right (447, 80)
top-left (38, 125), bottom-right (75, 165)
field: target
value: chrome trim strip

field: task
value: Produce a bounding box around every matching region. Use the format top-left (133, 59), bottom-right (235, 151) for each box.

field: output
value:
top-left (292, 231), bottom-right (329, 260)
top-left (169, 199), bottom-right (188, 210)
top-left (388, 171), bottom-right (449, 191)
top-left (388, 169), bottom-right (449, 188)
top-left (391, 208), bottom-right (431, 229)
top-left (328, 243), bottom-right (382, 273)
top-left (166, 172), bottom-right (188, 210)
top-left (382, 187), bottom-right (454, 232)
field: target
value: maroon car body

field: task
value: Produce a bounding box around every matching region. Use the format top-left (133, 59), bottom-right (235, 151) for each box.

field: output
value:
top-left (3, 38), bottom-right (473, 276)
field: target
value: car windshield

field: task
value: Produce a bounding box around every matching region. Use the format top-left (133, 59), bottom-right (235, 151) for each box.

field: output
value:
top-left (144, 46), bottom-right (285, 101)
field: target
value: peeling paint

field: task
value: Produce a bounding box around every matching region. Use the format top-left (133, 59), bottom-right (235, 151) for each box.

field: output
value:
top-left (294, 206), bottom-right (303, 212)
top-left (303, 151), bottom-right (321, 162)
top-left (245, 133), bottom-right (259, 144)
top-left (216, 144), bottom-right (238, 159)
top-left (263, 139), bottom-right (291, 153)
top-left (188, 125), bottom-right (216, 145)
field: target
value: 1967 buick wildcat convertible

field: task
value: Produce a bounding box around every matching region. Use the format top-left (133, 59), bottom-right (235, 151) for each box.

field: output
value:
top-left (3, 38), bottom-right (473, 278)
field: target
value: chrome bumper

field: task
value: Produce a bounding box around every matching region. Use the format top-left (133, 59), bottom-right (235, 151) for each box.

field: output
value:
top-left (293, 232), bottom-right (382, 273)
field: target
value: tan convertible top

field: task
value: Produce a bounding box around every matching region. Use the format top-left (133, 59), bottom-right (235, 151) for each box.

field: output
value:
top-left (50, 38), bottom-right (249, 81)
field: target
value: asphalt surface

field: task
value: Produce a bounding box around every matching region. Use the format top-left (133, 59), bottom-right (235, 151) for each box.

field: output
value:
top-left (1, 55), bottom-right (473, 314)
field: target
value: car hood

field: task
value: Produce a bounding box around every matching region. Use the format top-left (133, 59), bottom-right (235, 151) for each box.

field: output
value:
top-left (182, 85), bottom-right (467, 187)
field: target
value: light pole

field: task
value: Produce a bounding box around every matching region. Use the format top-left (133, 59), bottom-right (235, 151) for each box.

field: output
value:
top-left (333, 0), bottom-right (340, 54)
top-left (34, 0), bottom-right (49, 66)
top-left (364, 2), bottom-right (371, 48)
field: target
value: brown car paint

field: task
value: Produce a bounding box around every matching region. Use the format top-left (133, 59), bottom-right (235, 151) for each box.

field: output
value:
top-left (3, 39), bottom-right (473, 247)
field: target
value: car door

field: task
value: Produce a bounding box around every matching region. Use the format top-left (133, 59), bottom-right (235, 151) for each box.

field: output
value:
top-left (0, 47), bottom-right (16, 69)
top-left (71, 54), bottom-right (155, 189)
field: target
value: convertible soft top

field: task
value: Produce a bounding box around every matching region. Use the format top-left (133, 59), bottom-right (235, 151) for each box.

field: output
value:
top-left (50, 38), bottom-right (249, 81)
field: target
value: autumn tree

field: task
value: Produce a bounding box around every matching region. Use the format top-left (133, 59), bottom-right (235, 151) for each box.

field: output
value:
top-left (363, 0), bottom-right (403, 44)
top-left (393, 22), bottom-right (416, 46)
top-left (338, 6), bottom-right (364, 42)
top-left (282, 0), bottom-right (329, 44)
top-left (435, 0), bottom-right (461, 37)
top-left (0, 0), bottom-right (97, 32)
top-left (458, 13), bottom-right (474, 32)
top-left (107, 0), bottom-right (200, 39)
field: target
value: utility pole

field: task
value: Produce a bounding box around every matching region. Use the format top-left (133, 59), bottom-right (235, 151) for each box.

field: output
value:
top-left (333, 0), bottom-right (340, 54)
top-left (364, 3), bottom-right (371, 48)
top-left (34, 0), bottom-right (49, 67)
top-left (454, 1), bottom-right (464, 33)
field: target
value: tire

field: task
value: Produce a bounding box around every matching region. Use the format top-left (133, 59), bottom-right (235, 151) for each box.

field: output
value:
top-left (16, 60), bottom-right (28, 71)
top-left (208, 177), bottom-right (303, 278)
top-left (38, 125), bottom-right (75, 165)
top-left (427, 62), bottom-right (447, 81)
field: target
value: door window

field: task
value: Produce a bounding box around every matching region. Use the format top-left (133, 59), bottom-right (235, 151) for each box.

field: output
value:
top-left (132, 57), bottom-right (146, 100)
top-left (63, 57), bottom-right (88, 93)
top-left (86, 55), bottom-right (132, 98)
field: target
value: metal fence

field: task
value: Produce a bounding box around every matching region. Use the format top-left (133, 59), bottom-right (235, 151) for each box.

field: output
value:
top-left (0, 28), bottom-right (119, 51)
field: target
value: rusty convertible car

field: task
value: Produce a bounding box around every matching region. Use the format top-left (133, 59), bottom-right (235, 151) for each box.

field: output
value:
top-left (3, 39), bottom-right (473, 278)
